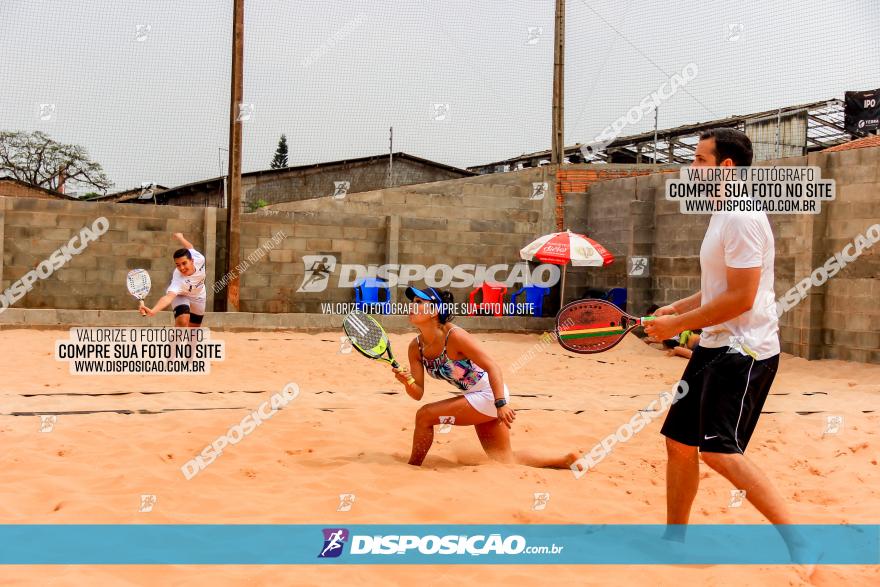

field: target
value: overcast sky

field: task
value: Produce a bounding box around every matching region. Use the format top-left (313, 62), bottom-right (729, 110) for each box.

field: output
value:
top-left (1, 0), bottom-right (878, 193)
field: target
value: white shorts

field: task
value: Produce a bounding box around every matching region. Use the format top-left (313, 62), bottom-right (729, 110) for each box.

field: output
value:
top-left (463, 374), bottom-right (511, 418)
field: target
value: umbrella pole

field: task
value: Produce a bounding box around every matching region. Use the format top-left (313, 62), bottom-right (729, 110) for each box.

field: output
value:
top-left (560, 264), bottom-right (567, 308)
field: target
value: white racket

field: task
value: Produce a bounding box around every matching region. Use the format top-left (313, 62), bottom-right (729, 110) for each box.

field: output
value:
top-left (126, 269), bottom-right (151, 313)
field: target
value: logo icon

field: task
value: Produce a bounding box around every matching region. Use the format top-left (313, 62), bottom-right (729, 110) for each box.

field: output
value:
top-left (530, 182), bottom-right (548, 201)
top-left (139, 494), bottom-right (157, 512)
top-left (726, 23), bottom-right (744, 42)
top-left (135, 24), bottom-right (151, 42)
top-left (628, 256), bottom-right (649, 277)
top-left (332, 181), bottom-right (350, 200)
top-left (726, 336), bottom-right (756, 358)
top-left (297, 255), bottom-right (337, 293)
top-left (339, 335), bottom-right (354, 355)
top-left (39, 415), bottom-right (57, 433)
top-left (318, 528), bottom-right (349, 558)
top-left (525, 26), bottom-right (543, 45)
top-left (532, 492), bottom-right (551, 511)
top-left (138, 181), bottom-right (157, 200)
top-left (824, 415), bottom-right (843, 435)
top-left (237, 103), bottom-right (255, 122)
top-left (38, 103), bottom-right (56, 121)
top-left (727, 336), bottom-right (744, 353)
top-left (728, 489), bottom-right (746, 508)
top-left (580, 139), bottom-right (611, 162)
top-left (438, 415), bottom-right (455, 434)
top-left (337, 493), bottom-right (356, 512)
top-left (432, 103), bottom-right (450, 121)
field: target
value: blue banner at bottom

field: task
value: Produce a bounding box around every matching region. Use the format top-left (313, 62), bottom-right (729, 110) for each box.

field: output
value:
top-left (0, 525), bottom-right (876, 564)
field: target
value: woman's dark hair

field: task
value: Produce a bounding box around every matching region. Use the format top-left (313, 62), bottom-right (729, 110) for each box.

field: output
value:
top-left (173, 248), bottom-right (192, 260)
top-left (698, 127), bottom-right (753, 167)
top-left (434, 288), bottom-right (455, 324)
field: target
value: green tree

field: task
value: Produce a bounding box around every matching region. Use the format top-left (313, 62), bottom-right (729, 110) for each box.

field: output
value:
top-left (247, 198), bottom-right (269, 212)
top-left (0, 130), bottom-right (113, 192)
top-left (270, 134), bottom-right (288, 169)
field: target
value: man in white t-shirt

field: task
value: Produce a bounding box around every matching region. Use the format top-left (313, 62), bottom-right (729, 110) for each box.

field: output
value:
top-left (140, 233), bottom-right (207, 327)
top-left (645, 129), bottom-right (807, 556)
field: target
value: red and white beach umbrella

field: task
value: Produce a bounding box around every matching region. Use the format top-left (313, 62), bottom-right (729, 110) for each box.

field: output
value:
top-left (520, 230), bottom-right (614, 305)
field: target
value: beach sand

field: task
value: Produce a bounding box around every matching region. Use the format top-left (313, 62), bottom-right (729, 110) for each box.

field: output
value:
top-left (1, 328), bottom-right (878, 585)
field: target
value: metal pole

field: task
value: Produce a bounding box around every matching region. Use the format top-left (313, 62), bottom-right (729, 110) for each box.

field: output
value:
top-left (559, 264), bottom-right (567, 308)
top-left (225, 0), bottom-right (244, 312)
top-left (218, 147), bottom-right (228, 208)
top-left (653, 107), bottom-right (659, 164)
top-left (775, 108), bottom-right (782, 158)
top-left (388, 126), bottom-right (393, 187)
top-left (551, 0), bottom-right (565, 165)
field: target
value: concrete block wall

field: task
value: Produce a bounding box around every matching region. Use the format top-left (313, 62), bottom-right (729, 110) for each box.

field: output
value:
top-left (562, 148), bottom-right (880, 363)
top-left (813, 147), bottom-right (880, 363)
top-left (234, 210), bottom-right (387, 313)
top-left (0, 197), bottom-right (207, 311)
top-left (649, 171), bottom-right (710, 312)
top-left (2, 147), bottom-right (877, 363)
top-left (555, 165), bottom-right (679, 232)
top-left (269, 166), bottom-right (557, 311)
top-left (2, 167), bottom-right (554, 318)
top-left (244, 157), bottom-right (470, 210)
top-left (563, 170), bottom-right (686, 314)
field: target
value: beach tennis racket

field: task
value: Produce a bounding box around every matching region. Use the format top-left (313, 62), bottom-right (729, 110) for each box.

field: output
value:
top-left (555, 299), bottom-right (655, 354)
top-left (126, 269), bottom-right (151, 313)
top-left (343, 310), bottom-right (416, 385)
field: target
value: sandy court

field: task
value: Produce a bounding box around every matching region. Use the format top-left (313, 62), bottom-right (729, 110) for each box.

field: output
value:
top-left (0, 328), bottom-right (878, 585)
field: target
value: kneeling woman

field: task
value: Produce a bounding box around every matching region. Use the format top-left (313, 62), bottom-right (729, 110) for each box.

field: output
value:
top-left (393, 286), bottom-right (575, 468)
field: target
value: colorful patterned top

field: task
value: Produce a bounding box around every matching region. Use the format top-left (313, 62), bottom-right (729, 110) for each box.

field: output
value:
top-left (418, 326), bottom-right (486, 391)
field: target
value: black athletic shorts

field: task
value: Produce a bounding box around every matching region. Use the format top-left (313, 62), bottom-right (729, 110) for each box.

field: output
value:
top-left (660, 344), bottom-right (779, 454)
top-left (172, 304), bottom-right (204, 325)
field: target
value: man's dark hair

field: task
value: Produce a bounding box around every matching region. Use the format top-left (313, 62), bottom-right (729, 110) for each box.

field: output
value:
top-left (173, 248), bottom-right (192, 260)
top-left (699, 127), bottom-right (753, 166)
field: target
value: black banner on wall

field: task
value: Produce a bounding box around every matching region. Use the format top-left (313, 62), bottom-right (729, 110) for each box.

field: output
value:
top-left (844, 88), bottom-right (880, 135)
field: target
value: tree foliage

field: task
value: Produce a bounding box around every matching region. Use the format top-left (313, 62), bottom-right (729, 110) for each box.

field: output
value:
top-left (270, 134), bottom-right (289, 169)
top-left (0, 130), bottom-right (113, 193)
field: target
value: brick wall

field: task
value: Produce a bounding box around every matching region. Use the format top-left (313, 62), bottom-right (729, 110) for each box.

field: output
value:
top-left (0, 179), bottom-right (73, 201)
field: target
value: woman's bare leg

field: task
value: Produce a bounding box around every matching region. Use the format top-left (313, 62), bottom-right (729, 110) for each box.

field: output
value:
top-left (514, 448), bottom-right (581, 469)
top-left (409, 398), bottom-right (579, 469)
top-left (474, 419), bottom-right (578, 469)
top-left (409, 396), bottom-right (492, 466)
top-left (474, 418), bottom-right (515, 463)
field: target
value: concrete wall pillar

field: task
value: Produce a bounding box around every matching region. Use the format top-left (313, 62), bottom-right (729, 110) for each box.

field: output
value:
top-left (626, 176), bottom-right (656, 315)
top-left (0, 197), bottom-right (7, 288)
top-left (204, 207), bottom-right (217, 312)
top-left (785, 206), bottom-right (829, 359)
top-left (386, 214), bottom-right (399, 303)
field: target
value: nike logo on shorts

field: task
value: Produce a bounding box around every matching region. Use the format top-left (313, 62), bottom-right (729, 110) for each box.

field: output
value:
top-left (704, 434), bottom-right (719, 440)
